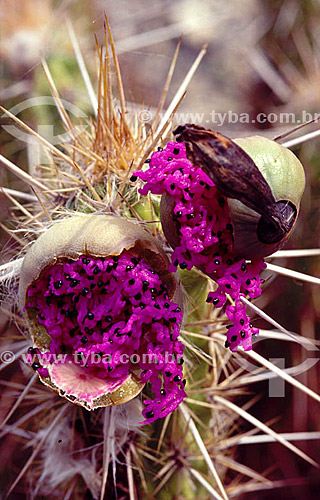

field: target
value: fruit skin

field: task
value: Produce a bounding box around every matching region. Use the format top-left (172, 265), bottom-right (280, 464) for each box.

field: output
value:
top-left (160, 134), bottom-right (306, 260)
top-left (230, 136), bottom-right (306, 259)
top-left (19, 214), bottom-right (177, 309)
top-left (19, 214), bottom-right (181, 410)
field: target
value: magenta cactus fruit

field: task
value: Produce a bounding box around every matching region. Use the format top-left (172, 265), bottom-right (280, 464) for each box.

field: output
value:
top-left (134, 141), bottom-right (266, 352)
top-left (20, 214), bottom-right (186, 422)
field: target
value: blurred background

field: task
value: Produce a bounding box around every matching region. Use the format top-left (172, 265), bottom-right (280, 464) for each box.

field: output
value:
top-left (1, 1), bottom-right (320, 498)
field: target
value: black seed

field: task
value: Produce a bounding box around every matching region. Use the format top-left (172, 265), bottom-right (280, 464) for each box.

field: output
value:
top-left (249, 323), bottom-right (253, 328)
top-left (170, 183), bottom-right (176, 190)
top-left (175, 211), bottom-right (182, 218)
top-left (126, 265), bottom-right (133, 271)
top-left (183, 379), bottom-right (187, 386)
top-left (167, 157), bottom-right (173, 161)
top-left (231, 335), bottom-right (237, 342)
top-left (69, 328), bottom-right (76, 338)
top-left (139, 303), bottom-right (146, 309)
top-left (87, 312), bottom-right (94, 320)
top-left (54, 280), bottom-right (63, 289)
top-left (169, 317), bottom-right (177, 323)
top-left (28, 347), bottom-right (38, 354)
top-left (180, 262), bottom-right (188, 270)
top-left (31, 362), bottom-right (41, 371)
top-left (226, 224), bottom-right (233, 232)
top-left (174, 307), bottom-right (181, 313)
top-left (246, 279), bottom-right (251, 285)
top-left (154, 304), bottom-right (161, 309)
top-left (214, 259), bottom-right (220, 265)
top-left (157, 146), bottom-right (163, 151)
top-left (227, 259), bottom-right (233, 265)
top-left (82, 258), bottom-right (90, 265)
top-left (173, 259), bottom-right (179, 267)
top-left (70, 279), bottom-right (79, 288)
top-left (129, 279), bottom-right (135, 285)
top-left (163, 319), bottom-right (170, 327)
top-left (145, 158), bottom-right (151, 163)
top-left (213, 298), bottom-right (219, 305)
top-left (225, 284), bottom-right (231, 289)
top-left (90, 283), bottom-right (96, 289)
top-left (177, 358), bottom-right (184, 365)
top-left (240, 319), bottom-right (245, 325)
top-left (173, 375), bottom-right (181, 382)
top-left (93, 266), bottom-right (100, 275)
top-left (224, 340), bottom-right (230, 348)
top-left (186, 213), bottom-right (194, 219)
top-left (231, 273), bottom-right (237, 279)
top-left (164, 303), bottom-right (170, 309)
top-left (130, 175), bottom-right (137, 182)
top-left (97, 280), bottom-right (104, 288)
top-left (81, 336), bottom-right (88, 344)
top-left (134, 293), bottom-right (142, 300)
top-left (160, 389), bottom-right (166, 395)
top-left (105, 315), bottom-right (113, 322)
top-left (206, 296), bottom-right (213, 303)
top-left (82, 287), bottom-right (90, 296)
top-left (241, 263), bottom-right (246, 271)
top-left (240, 331), bottom-right (246, 338)
top-left (150, 288), bottom-right (157, 294)
top-left (108, 366), bottom-right (113, 372)
top-left (145, 410), bottom-right (154, 419)
top-left (217, 231), bottom-right (223, 238)
top-left (219, 197), bottom-right (226, 207)
top-left (165, 371), bottom-right (172, 377)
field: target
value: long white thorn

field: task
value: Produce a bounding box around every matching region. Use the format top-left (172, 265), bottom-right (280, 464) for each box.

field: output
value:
top-left (0, 154), bottom-right (47, 192)
top-left (155, 44), bottom-right (207, 138)
top-left (180, 403), bottom-right (229, 500)
top-left (66, 19), bottom-right (98, 116)
top-left (245, 349), bottom-right (320, 404)
top-left (0, 187), bottom-right (37, 202)
top-left (214, 396), bottom-right (319, 468)
top-left (269, 249), bottom-right (320, 258)
top-left (283, 129), bottom-right (320, 148)
top-left (266, 262), bottom-right (320, 285)
top-left (189, 467), bottom-right (225, 500)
